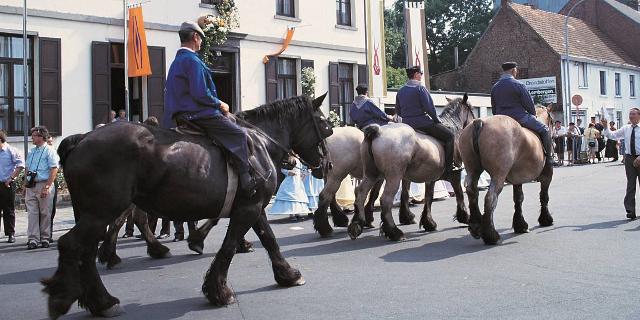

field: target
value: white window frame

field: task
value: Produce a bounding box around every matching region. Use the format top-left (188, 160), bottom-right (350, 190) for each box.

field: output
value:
top-left (274, 0), bottom-right (301, 22)
top-left (614, 72), bottom-right (622, 97)
top-left (599, 70), bottom-right (607, 96)
top-left (577, 62), bottom-right (588, 88)
top-left (631, 74), bottom-right (637, 98)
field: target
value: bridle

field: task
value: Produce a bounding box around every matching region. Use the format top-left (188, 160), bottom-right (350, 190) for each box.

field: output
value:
top-left (234, 111), bottom-right (329, 170)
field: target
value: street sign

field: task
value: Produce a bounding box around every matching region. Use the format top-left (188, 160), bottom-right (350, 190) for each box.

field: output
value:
top-left (572, 94), bottom-right (583, 107)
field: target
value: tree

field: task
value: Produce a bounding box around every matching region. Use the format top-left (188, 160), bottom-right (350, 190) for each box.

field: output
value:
top-left (384, 0), bottom-right (493, 78)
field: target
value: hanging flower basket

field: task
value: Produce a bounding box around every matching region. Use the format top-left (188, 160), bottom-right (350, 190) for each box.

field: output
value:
top-left (198, 0), bottom-right (239, 66)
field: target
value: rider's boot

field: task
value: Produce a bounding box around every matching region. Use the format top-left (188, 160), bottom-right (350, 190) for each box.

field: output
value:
top-left (541, 132), bottom-right (554, 166)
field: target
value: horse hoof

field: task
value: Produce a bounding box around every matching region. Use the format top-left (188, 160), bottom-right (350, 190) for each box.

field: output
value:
top-left (364, 221), bottom-right (375, 229)
top-left (332, 213), bottom-right (349, 228)
top-left (100, 304), bottom-right (125, 318)
top-left (481, 229), bottom-right (501, 245)
top-left (313, 217), bottom-right (334, 237)
top-left (455, 209), bottom-right (470, 224)
top-left (188, 242), bottom-right (204, 255)
top-left (513, 225), bottom-right (529, 234)
top-left (148, 243), bottom-right (171, 259)
top-left (468, 224), bottom-right (481, 239)
top-left (347, 223), bottom-right (362, 240)
top-left (236, 241), bottom-right (254, 254)
top-left (538, 213), bottom-right (554, 227)
top-left (399, 212), bottom-right (416, 225)
top-left (106, 254), bottom-right (122, 270)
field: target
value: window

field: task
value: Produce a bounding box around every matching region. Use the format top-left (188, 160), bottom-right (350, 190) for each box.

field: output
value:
top-left (518, 67), bottom-right (529, 79)
top-left (333, 63), bottom-right (353, 122)
top-left (336, 0), bottom-right (352, 26)
top-left (276, 58), bottom-right (297, 100)
top-left (277, 0), bottom-right (295, 17)
top-left (599, 71), bottom-right (607, 95)
top-left (0, 34), bottom-right (33, 135)
top-left (577, 62), bottom-right (588, 87)
top-left (631, 75), bottom-right (636, 98)
top-left (615, 72), bottom-right (621, 96)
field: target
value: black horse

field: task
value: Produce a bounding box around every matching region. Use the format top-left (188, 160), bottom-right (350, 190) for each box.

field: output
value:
top-left (42, 95), bottom-right (332, 319)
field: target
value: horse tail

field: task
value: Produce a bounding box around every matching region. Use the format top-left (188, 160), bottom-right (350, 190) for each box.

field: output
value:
top-left (57, 133), bottom-right (86, 167)
top-left (362, 124), bottom-right (381, 177)
top-left (471, 119), bottom-right (484, 170)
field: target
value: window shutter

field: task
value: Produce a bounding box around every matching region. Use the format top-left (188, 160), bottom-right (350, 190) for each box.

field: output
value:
top-left (147, 46), bottom-right (165, 124)
top-left (39, 38), bottom-right (62, 135)
top-left (357, 64), bottom-right (368, 87)
top-left (329, 62), bottom-right (339, 108)
top-left (265, 58), bottom-right (278, 103)
top-left (91, 41), bottom-right (111, 128)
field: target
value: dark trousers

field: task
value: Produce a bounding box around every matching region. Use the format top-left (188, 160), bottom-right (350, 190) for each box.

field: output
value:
top-left (149, 215), bottom-right (170, 235)
top-left (192, 116), bottom-right (250, 174)
top-left (173, 221), bottom-right (197, 239)
top-left (624, 154), bottom-right (640, 214)
top-left (415, 123), bottom-right (454, 169)
top-left (596, 138), bottom-right (605, 161)
top-left (125, 216), bottom-right (135, 236)
top-left (0, 182), bottom-right (15, 236)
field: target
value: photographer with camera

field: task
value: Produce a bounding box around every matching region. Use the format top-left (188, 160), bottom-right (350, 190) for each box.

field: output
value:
top-left (25, 126), bottom-right (59, 250)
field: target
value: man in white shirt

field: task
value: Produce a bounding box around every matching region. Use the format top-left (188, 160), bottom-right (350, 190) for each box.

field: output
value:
top-left (601, 107), bottom-right (640, 220)
top-left (552, 121), bottom-right (567, 166)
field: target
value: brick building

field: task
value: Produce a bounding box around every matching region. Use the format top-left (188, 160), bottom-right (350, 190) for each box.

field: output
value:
top-left (432, 0), bottom-right (640, 124)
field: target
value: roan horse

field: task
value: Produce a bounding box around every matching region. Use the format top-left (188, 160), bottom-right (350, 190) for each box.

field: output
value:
top-left (458, 106), bottom-right (554, 245)
top-left (42, 95), bottom-right (333, 319)
top-left (312, 126), bottom-right (419, 237)
top-left (349, 95), bottom-right (474, 241)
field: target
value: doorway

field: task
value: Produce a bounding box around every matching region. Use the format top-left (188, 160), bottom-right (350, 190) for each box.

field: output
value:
top-left (208, 51), bottom-right (237, 112)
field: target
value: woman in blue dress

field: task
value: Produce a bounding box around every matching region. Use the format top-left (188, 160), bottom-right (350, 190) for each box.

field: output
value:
top-left (269, 158), bottom-right (310, 221)
top-left (303, 165), bottom-right (324, 213)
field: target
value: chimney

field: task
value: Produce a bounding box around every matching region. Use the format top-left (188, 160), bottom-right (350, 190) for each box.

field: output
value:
top-left (454, 47), bottom-right (459, 69)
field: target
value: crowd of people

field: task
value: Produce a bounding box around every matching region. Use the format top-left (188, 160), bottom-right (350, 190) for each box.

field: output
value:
top-left (550, 116), bottom-right (624, 166)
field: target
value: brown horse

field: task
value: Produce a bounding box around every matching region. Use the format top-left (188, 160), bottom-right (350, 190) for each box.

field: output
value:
top-left (458, 106), bottom-right (554, 245)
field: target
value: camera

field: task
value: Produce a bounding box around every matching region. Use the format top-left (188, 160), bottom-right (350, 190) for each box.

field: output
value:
top-left (24, 171), bottom-right (37, 188)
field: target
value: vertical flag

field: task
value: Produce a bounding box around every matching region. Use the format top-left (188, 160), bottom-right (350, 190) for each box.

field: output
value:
top-left (404, 1), bottom-right (430, 88)
top-left (128, 7), bottom-right (152, 77)
top-left (365, 0), bottom-right (387, 98)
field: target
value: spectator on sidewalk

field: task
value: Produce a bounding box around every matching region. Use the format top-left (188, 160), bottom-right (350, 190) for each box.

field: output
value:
top-left (574, 118), bottom-right (585, 162)
top-left (584, 123), bottom-right (600, 164)
top-left (593, 117), bottom-right (605, 162)
top-left (173, 220), bottom-right (197, 242)
top-left (552, 121), bottom-right (567, 166)
top-left (268, 158), bottom-right (309, 222)
top-left (0, 130), bottom-right (24, 243)
top-left (605, 121), bottom-right (620, 162)
top-left (46, 135), bottom-right (59, 242)
top-left (566, 122), bottom-right (581, 166)
top-left (25, 126), bottom-right (59, 250)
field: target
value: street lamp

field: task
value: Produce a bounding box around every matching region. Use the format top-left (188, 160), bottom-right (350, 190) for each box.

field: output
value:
top-left (563, 0), bottom-right (587, 126)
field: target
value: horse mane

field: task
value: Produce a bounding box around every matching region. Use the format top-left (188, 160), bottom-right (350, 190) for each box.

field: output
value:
top-left (237, 96), bottom-right (313, 124)
top-left (439, 97), bottom-right (473, 134)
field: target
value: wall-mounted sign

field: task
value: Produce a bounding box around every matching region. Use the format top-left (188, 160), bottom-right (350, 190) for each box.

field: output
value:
top-left (522, 76), bottom-right (557, 104)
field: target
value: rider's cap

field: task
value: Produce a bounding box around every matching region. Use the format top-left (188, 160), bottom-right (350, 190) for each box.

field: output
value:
top-left (180, 21), bottom-right (205, 39)
top-left (501, 62), bottom-right (518, 71)
top-left (405, 66), bottom-right (423, 78)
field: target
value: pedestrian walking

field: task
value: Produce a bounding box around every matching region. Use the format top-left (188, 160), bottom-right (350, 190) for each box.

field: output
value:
top-left (601, 108), bottom-right (640, 220)
top-left (25, 126), bottom-right (59, 249)
top-left (605, 121), bottom-right (619, 162)
top-left (584, 123), bottom-right (600, 164)
top-left (0, 130), bottom-right (24, 243)
top-left (269, 158), bottom-right (309, 222)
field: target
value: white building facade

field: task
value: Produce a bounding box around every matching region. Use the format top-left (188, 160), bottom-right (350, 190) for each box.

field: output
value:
top-left (564, 58), bottom-right (640, 126)
top-left (0, 0), bottom-right (367, 150)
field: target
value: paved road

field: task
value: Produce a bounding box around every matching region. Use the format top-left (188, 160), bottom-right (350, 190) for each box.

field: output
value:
top-left (1, 162), bottom-right (639, 319)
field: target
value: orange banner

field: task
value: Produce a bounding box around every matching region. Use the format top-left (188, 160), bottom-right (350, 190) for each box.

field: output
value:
top-left (263, 27), bottom-right (295, 64)
top-left (128, 7), bottom-right (152, 77)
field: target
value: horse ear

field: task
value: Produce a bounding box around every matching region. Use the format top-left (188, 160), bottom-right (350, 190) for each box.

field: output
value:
top-left (312, 92), bottom-right (327, 110)
top-left (445, 96), bottom-right (452, 103)
top-left (463, 93), bottom-right (468, 104)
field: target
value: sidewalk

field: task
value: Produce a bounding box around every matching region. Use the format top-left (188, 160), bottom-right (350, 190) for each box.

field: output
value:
top-left (1, 205), bottom-right (76, 240)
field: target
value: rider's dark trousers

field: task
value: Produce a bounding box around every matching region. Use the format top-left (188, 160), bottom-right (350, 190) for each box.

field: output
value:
top-left (192, 115), bottom-right (250, 174)
top-left (415, 123), bottom-right (455, 169)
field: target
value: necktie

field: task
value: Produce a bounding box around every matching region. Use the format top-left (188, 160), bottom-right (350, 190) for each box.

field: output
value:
top-left (631, 125), bottom-right (637, 156)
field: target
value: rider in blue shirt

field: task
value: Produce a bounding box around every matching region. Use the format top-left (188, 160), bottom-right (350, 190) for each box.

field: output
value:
top-left (164, 21), bottom-right (256, 195)
top-left (491, 62), bottom-right (553, 165)
top-left (396, 66), bottom-right (455, 176)
top-left (349, 85), bottom-right (390, 129)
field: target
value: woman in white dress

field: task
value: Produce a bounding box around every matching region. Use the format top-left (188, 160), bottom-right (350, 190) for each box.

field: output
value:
top-left (303, 165), bottom-right (324, 212)
top-left (269, 159), bottom-right (310, 221)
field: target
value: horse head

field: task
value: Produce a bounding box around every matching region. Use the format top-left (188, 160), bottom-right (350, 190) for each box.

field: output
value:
top-left (535, 104), bottom-right (554, 128)
top-left (292, 93), bottom-right (333, 170)
top-left (441, 92), bottom-right (475, 132)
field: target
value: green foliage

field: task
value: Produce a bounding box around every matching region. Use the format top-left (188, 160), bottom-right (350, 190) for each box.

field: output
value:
top-left (301, 67), bottom-right (316, 98)
top-left (384, 0), bottom-right (494, 76)
top-left (327, 111), bottom-right (343, 128)
top-left (386, 66), bottom-right (406, 90)
top-left (200, 0), bottom-right (240, 66)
